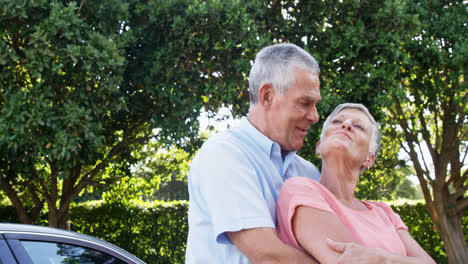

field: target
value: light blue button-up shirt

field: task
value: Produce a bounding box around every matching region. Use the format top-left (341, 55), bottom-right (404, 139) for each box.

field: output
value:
top-left (186, 117), bottom-right (320, 263)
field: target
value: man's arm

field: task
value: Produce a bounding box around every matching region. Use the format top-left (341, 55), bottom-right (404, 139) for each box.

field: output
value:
top-left (227, 227), bottom-right (317, 264)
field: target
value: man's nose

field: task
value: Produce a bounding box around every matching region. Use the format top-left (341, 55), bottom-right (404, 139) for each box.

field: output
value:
top-left (306, 106), bottom-right (319, 124)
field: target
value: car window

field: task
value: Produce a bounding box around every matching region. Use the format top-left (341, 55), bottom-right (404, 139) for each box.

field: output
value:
top-left (0, 239), bottom-right (17, 264)
top-left (21, 240), bottom-right (126, 264)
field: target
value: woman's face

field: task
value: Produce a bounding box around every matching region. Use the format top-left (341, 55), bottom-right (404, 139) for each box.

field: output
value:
top-left (318, 108), bottom-right (374, 166)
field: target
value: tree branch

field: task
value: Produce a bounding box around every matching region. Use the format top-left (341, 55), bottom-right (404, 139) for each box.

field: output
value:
top-left (392, 98), bottom-right (435, 213)
top-left (461, 143), bottom-right (467, 165)
top-left (434, 100), bottom-right (441, 152)
top-left (416, 139), bottom-right (432, 180)
top-left (1, 177), bottom-right (33, 224)
top-left (27, 185), bottom-right (44, 222)
top-left (89, 175), bottom-right (128, 186)
top-left (11, 31), bottom-right (27, 59)
top-left (49, 161), bottom-right (59, 211)
top-left (71, 126), bottom-right (154, 202)
top-left (452, 182), bottom-right (468, 200)
top-left (59, 164), bottom-right (83, 215)
top-left (412, 88), bottom-right (437, 162)
top-left (450, 197), bottom-right (468, 215)
top-left (271, 0), bottom-right (282, 9)
top-left (32, 167), bottom-right (50, 201)
top-left (77, 0), bottom-right (86, 14)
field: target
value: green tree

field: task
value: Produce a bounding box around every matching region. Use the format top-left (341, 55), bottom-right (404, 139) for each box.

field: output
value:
top-left (395, 178), bottom-right (422, 200)
top-left (268, 0), bottom-right (467, 262)
top-left (99, 143), bottom-right (192, 203)
top-left (276, 0), bottom-right (415, 200)
top-left (0, 0), bottom-right (267, 228)
top-left (387, 1), bottom-right (468, 262)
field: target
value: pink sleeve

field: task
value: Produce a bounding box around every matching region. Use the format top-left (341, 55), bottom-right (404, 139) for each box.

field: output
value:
top-left (277, 177), bottom-right (333, 249)
top-left (375, 201), bottom-right (408, 231)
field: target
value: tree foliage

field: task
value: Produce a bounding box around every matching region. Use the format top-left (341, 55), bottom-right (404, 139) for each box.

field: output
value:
top-left (0, 0), bottom-right (268, 228)
top-left (99, 143), bottom-right (192, 203)
top-left (260, 1), bottom-right (467, 262)
top-left (387, 1), bottom-right (468, 262)
top-left (1, 0), bottom-right (466, 262)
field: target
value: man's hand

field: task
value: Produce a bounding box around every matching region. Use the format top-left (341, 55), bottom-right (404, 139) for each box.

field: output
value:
top-left (227, 228), bottom-right (317, 264)
top-left (327, 238), bottom-right (385, 264)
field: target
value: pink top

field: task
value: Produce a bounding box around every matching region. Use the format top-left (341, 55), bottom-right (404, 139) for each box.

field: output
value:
top-left (277, 177), bottom-right (408, 256)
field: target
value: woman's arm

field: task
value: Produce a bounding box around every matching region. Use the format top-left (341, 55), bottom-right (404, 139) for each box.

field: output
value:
top-left (325, 230), bottom-right (436, 264)
top-left (293, 206), bottom-right (436, 264)
top-left (292, 206), bottom-right (355, 263)
top-left (395, 229), bottom-right (436, 264)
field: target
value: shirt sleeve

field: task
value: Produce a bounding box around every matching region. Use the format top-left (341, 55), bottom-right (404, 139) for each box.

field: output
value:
top-left (276, 177), bottom-right (332, 249)
top-left (375, 202), bottom-right (408, 231)
top-left (192, 136), bottom-right (275, 244)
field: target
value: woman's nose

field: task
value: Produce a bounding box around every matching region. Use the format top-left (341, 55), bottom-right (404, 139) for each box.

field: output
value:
top-left (342, 120), bottom-right (353, 130)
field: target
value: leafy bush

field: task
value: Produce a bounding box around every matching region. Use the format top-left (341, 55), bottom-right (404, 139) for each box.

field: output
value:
top-left (71, 200), bottom-right (188, 264)
top-left (390, 200), bottom-right (468, 263)
top-left (1, 200), bottom-right (466, 263)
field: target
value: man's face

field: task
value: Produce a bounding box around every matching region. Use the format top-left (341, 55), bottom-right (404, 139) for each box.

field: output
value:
top-left (266, 68), bottom-right (321, 151)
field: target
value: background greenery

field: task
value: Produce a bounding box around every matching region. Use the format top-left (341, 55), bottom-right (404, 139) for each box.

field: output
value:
top-left (1, 200), bottom-right (465, 264)
top-left (1, 0), bottom-right (466, 262)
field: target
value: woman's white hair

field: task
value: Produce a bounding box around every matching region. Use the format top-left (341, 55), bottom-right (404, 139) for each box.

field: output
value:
top-left (321, 103), bottom-right (382, 158)
top-left (248, 43), bottom-right (320, 106)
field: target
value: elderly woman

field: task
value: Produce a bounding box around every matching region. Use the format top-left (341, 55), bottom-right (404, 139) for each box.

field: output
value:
top-left (277, 103), bottom-right (435, 264)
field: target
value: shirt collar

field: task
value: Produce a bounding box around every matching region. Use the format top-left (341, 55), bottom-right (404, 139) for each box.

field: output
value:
top-left (239, 117), bottom-right (297, 160)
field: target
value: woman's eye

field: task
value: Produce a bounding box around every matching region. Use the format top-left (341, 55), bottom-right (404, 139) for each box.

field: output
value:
top-left (332, 119), bottom-right (341, 124)
top-left (354, 124), bottom-right (364, 131)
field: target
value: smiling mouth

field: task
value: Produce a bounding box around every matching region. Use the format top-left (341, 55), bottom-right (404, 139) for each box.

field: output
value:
top-left (297, 128), bottom-right (308, 136)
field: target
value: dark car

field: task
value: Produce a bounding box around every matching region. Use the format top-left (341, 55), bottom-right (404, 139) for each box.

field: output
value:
top-left (0, 223), bottom-right (146, 264)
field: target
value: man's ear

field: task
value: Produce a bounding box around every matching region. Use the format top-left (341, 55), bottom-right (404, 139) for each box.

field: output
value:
top-left (258, 83), bottom-right (275, 107)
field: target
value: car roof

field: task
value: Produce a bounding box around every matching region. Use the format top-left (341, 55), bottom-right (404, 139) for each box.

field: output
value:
top-left (0, 223), bottom-right (146, 264)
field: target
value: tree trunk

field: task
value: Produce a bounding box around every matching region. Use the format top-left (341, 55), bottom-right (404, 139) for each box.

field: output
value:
top-left (48, 207), bottom-right (70, 230)
top-left (432, 192), bottom-right (468, 264)
top-left (1, 178), bottom-right (34, 224)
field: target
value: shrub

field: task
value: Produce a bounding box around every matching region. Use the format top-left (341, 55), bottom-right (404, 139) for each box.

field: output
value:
top-left (1, 200), bottom-right (466, 263)
top-left (70, 200), bottom-right (188, 264)
top-left (390, 200), bottom-right (468, 263)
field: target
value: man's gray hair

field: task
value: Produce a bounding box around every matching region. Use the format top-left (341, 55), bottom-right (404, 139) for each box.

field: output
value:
top-left (321, 103), bottom-right (382, 158)
top-left (248, 43), bottom-right (320, 105)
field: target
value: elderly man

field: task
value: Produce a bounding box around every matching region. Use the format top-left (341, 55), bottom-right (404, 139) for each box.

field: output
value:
top-left (186, 43), bottom-right (322, 263)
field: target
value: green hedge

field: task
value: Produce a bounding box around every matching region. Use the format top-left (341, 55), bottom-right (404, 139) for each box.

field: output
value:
top-left (71, 200), bottom-right (188, 264)
top-left (390, 200), bottom-right (468, 263)
top-left (0, 200), bottom-right (188, 264)
top-left (1, 200), bottom-right (467, 263)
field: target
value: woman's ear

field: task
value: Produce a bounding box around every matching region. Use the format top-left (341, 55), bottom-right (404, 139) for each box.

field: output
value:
top-left (364, 153), bottom-right (375, 169)
top-left (315, 140), bottom-right (322, 155)
top-left (258, 83), bottom-right (274, 107)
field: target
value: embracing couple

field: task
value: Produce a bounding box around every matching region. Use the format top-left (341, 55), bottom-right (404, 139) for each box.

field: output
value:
top-left (185, 44), bottom-right (435, 264)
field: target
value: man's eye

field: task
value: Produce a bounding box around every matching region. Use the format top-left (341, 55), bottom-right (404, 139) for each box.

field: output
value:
top-left (332, 119), bottom-right (341, 124)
